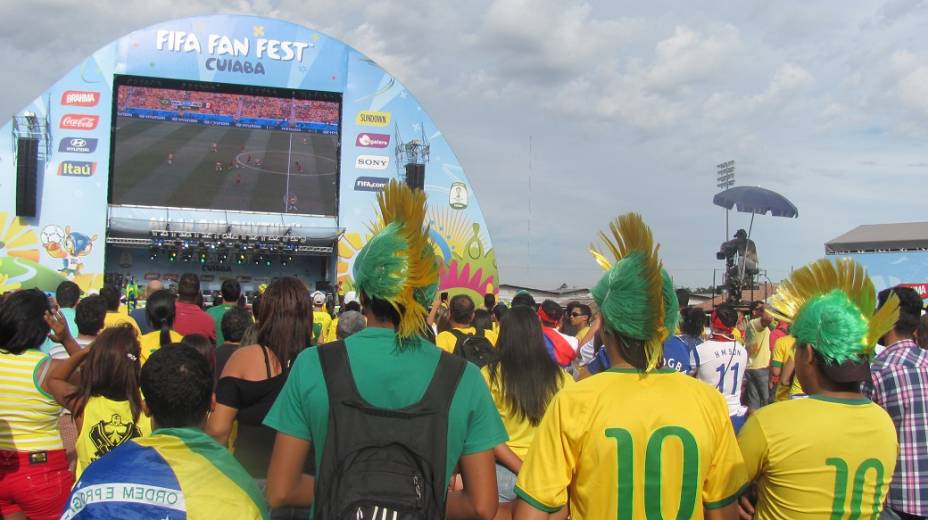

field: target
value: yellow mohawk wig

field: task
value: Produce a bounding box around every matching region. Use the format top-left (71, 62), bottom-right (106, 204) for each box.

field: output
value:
top-left (352, 180), bottom-right (439, 344)
top-left (589, 213), bottom-right (678, 372)
top-left (768, 258), bottom-right (899, 361)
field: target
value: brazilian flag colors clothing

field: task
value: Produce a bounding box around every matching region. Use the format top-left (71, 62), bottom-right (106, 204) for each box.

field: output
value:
top-left (514, 368), bottom-right (748, 519)
top-left (61, 427), bottom-right (268, 519)
top-left (737, 395), bottom-right (897, 520)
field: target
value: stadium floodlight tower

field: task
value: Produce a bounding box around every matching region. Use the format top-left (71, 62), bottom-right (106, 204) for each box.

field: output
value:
top-left (394, 123), bottom-right (429, 190)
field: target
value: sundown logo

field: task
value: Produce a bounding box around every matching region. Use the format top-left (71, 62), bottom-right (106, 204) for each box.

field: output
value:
top-left (355, 111), bottom-right (390, 127)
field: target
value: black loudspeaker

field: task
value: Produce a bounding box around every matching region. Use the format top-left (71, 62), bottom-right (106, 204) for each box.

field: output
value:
top-left (15, 138), bottom-right (39, 217)
top-left (404, 163), bottom-right (425, 190)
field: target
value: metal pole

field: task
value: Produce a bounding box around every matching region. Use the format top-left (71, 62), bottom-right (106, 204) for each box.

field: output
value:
top-left (738, 212), bottom-right (756, 285)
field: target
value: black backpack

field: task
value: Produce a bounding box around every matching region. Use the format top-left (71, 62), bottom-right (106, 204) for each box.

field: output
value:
top-left (450, 329), bottom-right (497, 367)
top-left (315, 341), bottom-right (466, 520)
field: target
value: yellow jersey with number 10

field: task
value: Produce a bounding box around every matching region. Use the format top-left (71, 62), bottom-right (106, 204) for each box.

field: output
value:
top-left (515, 368), bottom-right (748, 519)
top-left (738, 396), bottom-right (897, 520)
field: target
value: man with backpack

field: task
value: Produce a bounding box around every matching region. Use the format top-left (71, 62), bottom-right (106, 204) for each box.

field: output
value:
top-left (436, 294), bottom-right (498, 367)
top-left (263, 181), bottom-right (506, 520)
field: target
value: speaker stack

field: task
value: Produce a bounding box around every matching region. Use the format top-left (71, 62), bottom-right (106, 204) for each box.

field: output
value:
top-left (404, 163), bottom-right (425, 191)
top-left (15, 137), bottom-right (39, 217)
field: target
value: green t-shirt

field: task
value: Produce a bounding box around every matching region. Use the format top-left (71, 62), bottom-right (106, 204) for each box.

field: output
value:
top-left (207, 304), bottom-right (236, 345)
top-left (263, 327), bottom-right (508, 489)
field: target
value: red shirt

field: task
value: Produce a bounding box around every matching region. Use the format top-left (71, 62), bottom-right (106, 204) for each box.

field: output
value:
top-left (173, 301), bottom-right (216, 341)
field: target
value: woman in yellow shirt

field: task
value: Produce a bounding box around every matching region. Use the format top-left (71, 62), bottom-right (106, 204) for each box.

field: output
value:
top-left (482, 305), bottom-right (572, 518)
top-left (47, 324), bottom-right (151, 477)
top-left (138, 289), bottom-right (183, 363)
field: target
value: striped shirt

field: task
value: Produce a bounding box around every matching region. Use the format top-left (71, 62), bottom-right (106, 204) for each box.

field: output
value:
top-left (862, 339), bottom-right (928, 515)
top-left (0, 349), bottom-right (63, 451)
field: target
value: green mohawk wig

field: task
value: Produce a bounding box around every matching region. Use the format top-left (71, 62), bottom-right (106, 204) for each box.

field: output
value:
top-left (352, 180), bottom-right (440, 344)
top-left (768, 258), bottom-right (900, 363)
top-left (589, 213), bottom-right (678, 372)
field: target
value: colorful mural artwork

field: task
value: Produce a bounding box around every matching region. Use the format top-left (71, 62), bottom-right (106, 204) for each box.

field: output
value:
top-left (0, 15), bottom-right (498, 296)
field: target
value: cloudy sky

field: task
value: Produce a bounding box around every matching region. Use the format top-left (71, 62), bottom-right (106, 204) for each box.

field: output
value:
top-left (3, 0), bottom-right (927, 290)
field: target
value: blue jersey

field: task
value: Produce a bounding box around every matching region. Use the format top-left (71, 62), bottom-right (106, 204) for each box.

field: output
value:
top-left (662, 336), bottom-right (693, 373)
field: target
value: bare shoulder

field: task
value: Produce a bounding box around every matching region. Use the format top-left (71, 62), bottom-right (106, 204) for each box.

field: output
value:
top-left (222, 344), bottom-right (267, 378)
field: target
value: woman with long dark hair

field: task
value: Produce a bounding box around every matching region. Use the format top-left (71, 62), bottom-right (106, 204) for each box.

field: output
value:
top-left (0, 289), bottom-right (82, 519)
top-left (46, 325), bottom-right (151, 478)
top-left (207, 276), bottom-right (313, 517)
top-left (483, 305), bottom-right (572, 514)
top-left (138, 289), bottom-right (182, 362)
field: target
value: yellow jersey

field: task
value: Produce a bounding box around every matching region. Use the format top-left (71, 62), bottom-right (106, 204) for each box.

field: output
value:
top-left (770, 336), bottom-right (804, 400)
top-left (746, 318), bottom-right (771, 369)
top-left (480, 365), bottom-right (573, 460)
top-left (103, 311), bottom-right (142, 336)
top-left (575, 325), bottom-right (591, 343)
top-left (75, 396), bottom-right (152, 477)
top-left (738, 396), bottom-right (897, 520)
top-left (326, 317), bottom-right (339, 343)
top-left (139, 330), bottom-right (184, 364)
top-left (435, 326), bottom-right (498, 354)
top-left (313, 310), bottom-right (332, 344)
top-left (515, 368), bottom-right (748, 519)
top-left (0, 350), bottom-right (63, 451)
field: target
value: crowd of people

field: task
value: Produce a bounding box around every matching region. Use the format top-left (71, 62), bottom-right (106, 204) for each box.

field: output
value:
top-left (118, 86), bottom-right (340, 125)
top-left (0, 181), bottom-right (926, 520)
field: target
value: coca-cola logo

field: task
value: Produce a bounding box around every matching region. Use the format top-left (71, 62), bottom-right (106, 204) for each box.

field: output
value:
top-left (59, 114), bottom-right (99, 130)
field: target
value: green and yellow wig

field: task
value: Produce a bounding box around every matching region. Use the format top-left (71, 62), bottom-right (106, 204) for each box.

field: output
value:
top-left (768, 258), bottom-right (900, 364)
top-left (352, 180), bottom-right (439, 344)
top-left (589, 213), bottom-right (679, 372)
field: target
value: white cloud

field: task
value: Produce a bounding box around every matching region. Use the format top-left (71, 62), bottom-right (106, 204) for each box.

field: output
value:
top-left (3, 1), bottom-right (928, 288)
top-left (645, 24), bottom-right (742, 90)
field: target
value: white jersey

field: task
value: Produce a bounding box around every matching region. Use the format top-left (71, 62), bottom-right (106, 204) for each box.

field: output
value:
top-left (691, 337), bottom-right (748, 417)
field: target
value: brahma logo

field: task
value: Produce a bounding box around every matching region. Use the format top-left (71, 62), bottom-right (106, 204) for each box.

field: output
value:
top-left (356, 155), bottom-right (390, 170)
top-left (355, 111), bottom-right (391, 127)
top-left (60, 91), bottom-right (100, 107)
top-left (58, 137), bottom-right (98, 153)
top-left (60, 114), bottom-right (99, 130)
top-left (354, 176), bottom-right (390, 192)
top-left (57, 161), bottom-right (96, 177)
top-left (356, 133), bottom-right (390, 148)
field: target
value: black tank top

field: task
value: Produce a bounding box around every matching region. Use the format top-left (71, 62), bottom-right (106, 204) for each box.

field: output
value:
top-left (214, 346), bottom-right (307, 478)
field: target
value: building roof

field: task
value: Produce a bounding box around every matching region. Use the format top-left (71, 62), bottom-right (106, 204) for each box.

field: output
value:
top-left (693, 284), bottom-right (778, 311)
top-left (498, 284), bottom-right (593, 305)
top-left (826, 222), bottom-right (928, 254)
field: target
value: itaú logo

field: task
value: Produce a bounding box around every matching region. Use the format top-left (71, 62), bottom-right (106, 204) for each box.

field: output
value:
top-left (59, 114), bottom-right (99, 130)
top-left (57, 161), bottom-right (96, 177)
top-left (355, 155), bottom-right (390, 170)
